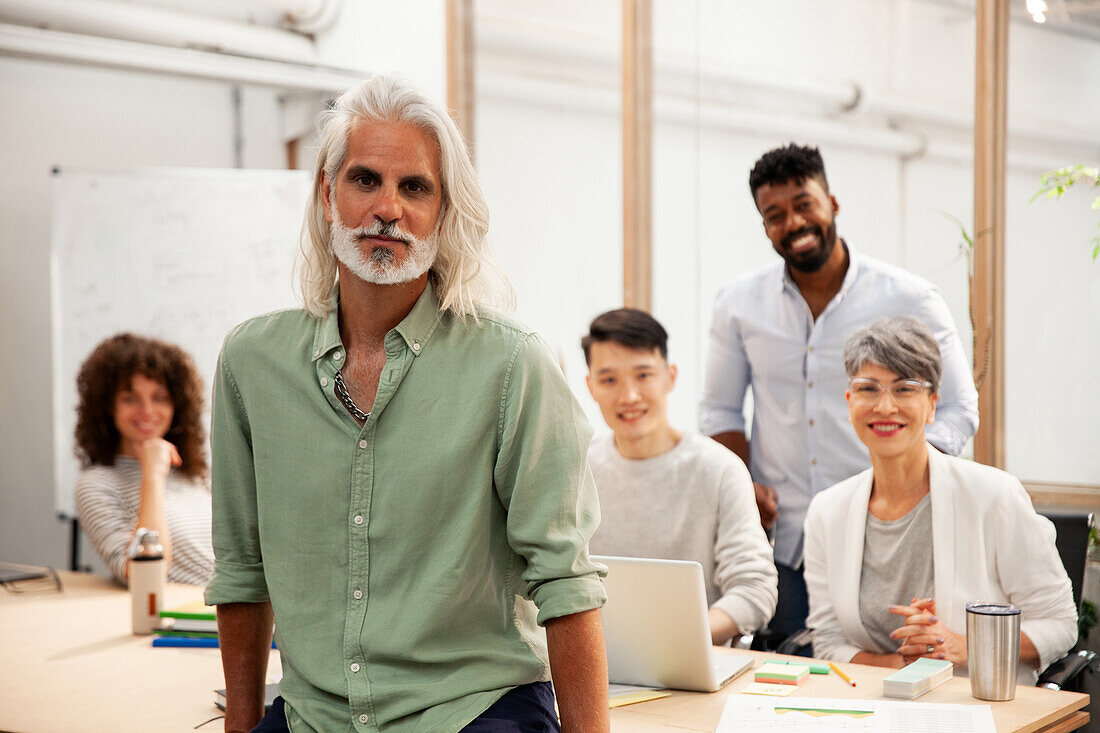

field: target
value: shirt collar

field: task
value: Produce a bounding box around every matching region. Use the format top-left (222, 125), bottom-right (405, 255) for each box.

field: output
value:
top-left (310, 281), bottom-right (443, 363)
top-left (311, 290), bottom-right (342, 363)
top-left (393, 281), bottom-right (443, 356)
top-left (779, 240), bottom-right (861, 301)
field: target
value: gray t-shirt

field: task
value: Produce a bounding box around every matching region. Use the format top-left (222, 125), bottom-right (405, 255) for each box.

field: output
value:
top-left (587, 432), bottom-right (777, 633)
top-left (858, 493), bottom-right (935, 654)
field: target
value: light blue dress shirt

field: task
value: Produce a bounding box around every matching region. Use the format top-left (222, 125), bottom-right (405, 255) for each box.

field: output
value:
top-left (700, 245), bottom-right (978, 567)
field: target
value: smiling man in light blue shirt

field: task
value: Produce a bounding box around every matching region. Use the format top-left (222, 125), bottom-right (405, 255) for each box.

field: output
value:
top-left (700, 143), bottom-right (978, 642)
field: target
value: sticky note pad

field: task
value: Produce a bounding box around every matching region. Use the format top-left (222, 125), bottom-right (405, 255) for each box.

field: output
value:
top-left (778, 660), bottom-right (830, 674)
top-left (741, 682), bottom-right (797, 696)
top-left (754, 662), bottom-right (810, 685)
top-left (608, 690), bottom-right (671, 708)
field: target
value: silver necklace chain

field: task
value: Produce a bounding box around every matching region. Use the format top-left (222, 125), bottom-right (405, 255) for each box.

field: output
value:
top-left (333, 370), bottom-right (371, 423)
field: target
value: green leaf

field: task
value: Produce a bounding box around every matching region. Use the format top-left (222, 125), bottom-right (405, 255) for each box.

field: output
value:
top-left (1032, 165), bottom-right (1100, 261)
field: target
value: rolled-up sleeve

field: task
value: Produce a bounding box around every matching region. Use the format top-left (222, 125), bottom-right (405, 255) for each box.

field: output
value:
top-left (204, 340), bottom-right (269, 606)
top-left (699, 289), bottom-right (751, 437)
top-left (917, 289), bottom-right (978, 455)
top-left (494, 333), bottom-right (607, 626)
top-left (995, 481), bottom-right (1078, 673)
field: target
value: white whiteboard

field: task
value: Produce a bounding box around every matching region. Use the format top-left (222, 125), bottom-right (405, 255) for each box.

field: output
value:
top-left (50, 167), bottom-right (311, 516)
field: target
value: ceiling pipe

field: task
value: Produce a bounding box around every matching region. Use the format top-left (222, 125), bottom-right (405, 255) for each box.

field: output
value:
top-left (212, 0), bottom-right (344, 34)
top-left (284, 0), bottom-right (343, 35)
top-left (0, 22), bottom-right (365, 92)
top-left (477, 20), bottom-right (1100, 157)
top-left (0, 0), bottom-right (316, 65)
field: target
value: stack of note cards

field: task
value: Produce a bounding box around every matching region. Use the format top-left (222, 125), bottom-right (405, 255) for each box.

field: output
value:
top-left (153, 601), bottom-right (218, 646)
top-left (754, 662), bottom-right (810, 685)
top-left (158, 600), bottom-right (217, 635)
top-left (882, 657), bottom-right (953, 699)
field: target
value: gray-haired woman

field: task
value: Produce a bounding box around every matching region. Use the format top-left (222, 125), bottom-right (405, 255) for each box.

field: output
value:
top-left (803, 316), bottom-right (1076, 682)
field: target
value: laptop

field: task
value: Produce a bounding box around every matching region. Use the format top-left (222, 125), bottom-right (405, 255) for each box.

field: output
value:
top-left (593, 555), bottom-right (754, 692)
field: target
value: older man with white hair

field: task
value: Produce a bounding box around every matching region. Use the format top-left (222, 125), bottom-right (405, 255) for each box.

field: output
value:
top-left (205, 76), bottom-right (609, 733)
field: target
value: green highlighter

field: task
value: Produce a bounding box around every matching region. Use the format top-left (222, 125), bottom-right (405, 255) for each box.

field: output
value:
top-left (778, 660), bottom-right (830, 674)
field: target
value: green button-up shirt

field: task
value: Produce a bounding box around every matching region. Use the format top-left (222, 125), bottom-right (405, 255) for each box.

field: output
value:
top-left (205, 285), bottom-right (606, 732)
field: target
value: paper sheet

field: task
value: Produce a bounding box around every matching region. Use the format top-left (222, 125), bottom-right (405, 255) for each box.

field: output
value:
top-left (741, 682), bottom-right (797, 696)
top-left (608, 683), bottom-right (670, 708)
top-left (716, 696), bottom-right (996, 732)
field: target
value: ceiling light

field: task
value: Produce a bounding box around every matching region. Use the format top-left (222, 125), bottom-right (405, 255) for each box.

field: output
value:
top-left (1026, 0), bottom-right (1048, 22)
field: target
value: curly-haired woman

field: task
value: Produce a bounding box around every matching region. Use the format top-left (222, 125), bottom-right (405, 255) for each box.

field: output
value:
top-left (74, 333), bottom-right (214, 585)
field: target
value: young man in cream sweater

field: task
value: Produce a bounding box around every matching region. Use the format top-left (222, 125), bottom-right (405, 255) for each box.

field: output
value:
top-left (583, 308), bottom-right (777, 645)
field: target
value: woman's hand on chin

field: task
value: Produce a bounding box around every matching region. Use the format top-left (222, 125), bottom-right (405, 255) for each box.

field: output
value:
top-left (139, 438), bottom-right (182, 478)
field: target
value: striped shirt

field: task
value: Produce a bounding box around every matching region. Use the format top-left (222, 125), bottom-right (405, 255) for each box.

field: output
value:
top-left (74, 457), bottom-right (214, 586)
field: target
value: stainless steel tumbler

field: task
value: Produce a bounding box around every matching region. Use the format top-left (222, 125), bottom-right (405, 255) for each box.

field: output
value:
top-left (966, 601), bottom-right (1021, 701)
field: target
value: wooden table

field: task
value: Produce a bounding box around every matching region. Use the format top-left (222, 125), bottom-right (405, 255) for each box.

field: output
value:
top-left (0, 571), bottom-right (1087, 732)
top-left (0, 570), bottom-right (281, 733)
top-left (613, 648), bottom-right (1089, 732)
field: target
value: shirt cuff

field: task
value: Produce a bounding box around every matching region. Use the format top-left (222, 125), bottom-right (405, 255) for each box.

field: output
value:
top-left (531, 574), bottom-right (607, 626)
top-left (204, 559), bottom-right (270, 606)
top-left (698, 409), bottom-right (747, 438)
top-left (925, 420), bottom-right (965, 456)
top-left (821, 642), bottom-right (864, 664)
top-left (712, 595), bottom-right (761, 635)
top-left (1022, 618), bottom-right (1078, 674)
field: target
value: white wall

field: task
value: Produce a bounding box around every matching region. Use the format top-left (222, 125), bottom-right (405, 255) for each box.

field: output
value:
top-left (475, 0), bottom-right (1100, 482)
top-left (0, 58), bottom-right (268, 572)
top-left (0, 3), bottom-right (447, 570)
top-left (3, 0), bottom-right (1096, 572)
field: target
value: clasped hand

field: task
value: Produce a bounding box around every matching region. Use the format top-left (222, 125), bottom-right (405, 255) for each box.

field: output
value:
top-left (888, 597), bottom-right (967, 667)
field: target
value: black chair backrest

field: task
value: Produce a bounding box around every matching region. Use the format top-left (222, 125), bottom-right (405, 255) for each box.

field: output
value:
top-left (1039, 510), bottom-right (1091, 611)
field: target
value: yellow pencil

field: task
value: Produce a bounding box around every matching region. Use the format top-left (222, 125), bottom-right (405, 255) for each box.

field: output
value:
top-left (828, 661), bottom-right (856, 687)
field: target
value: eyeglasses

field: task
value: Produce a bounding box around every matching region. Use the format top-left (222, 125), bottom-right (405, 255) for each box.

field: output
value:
top-left (848, 378), bottom-right (933, 404)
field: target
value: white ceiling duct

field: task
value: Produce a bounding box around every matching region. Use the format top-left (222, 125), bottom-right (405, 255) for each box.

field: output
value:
top-left (0, 0), bottom-right (317, 64)
top-left (226, 0), bottom-right (344, 34)
top-left (0, 22), bottom-right (364, 91)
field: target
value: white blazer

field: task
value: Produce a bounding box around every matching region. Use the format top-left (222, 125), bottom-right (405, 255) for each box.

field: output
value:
top-left (804, 444), bottom-right (1077, 682)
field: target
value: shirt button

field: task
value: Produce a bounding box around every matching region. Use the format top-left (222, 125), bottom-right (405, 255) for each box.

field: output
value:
top-left (808, 381), bottom-right (814, 388)
top-left (808, 346), bottom-right (815, 352)
top-left (358, 440), bottom-right (368, 449)
top-left (359, 714), bottom-right (369, 724)
top-left (811, 458), bottom-right (818, 465)
top-left (320, 377), bottom-right (329, 387)
top-left (354, 515), bottom-right (364, 525)
top-left (412, 342), bottom-right (421, 352)
top-left (353, 589), bottom-right (363, 600)
top-left (808, 418), bottom-right (814, 426)
top-left (350, 662), bottom-right (360, 672)
top-left (333, 351), bottom-right (343, 361)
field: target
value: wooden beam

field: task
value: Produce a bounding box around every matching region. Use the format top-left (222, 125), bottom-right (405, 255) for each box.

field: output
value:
top-left (1024, 481), bottom-right (1100, 511)
top-left (972, 0), bottom-right (1008, 468)
top-left (446, 0), bottom-right (476, 160)
top-left (285, 137), bottom-right (299, 170)
top-left (622, 0), bottom-right (652, 310)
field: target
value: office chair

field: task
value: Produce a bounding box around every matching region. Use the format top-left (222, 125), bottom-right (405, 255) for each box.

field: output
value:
top-left (1036, 510), bottom-right (1096, 692)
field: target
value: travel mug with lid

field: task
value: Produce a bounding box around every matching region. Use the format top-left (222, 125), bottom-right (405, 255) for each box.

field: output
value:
top-left (966, 601), bottom-right (1021, 701)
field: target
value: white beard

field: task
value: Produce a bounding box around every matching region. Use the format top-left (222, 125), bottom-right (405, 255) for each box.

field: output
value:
top-left (330, 210), bottom-right (438, 286)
